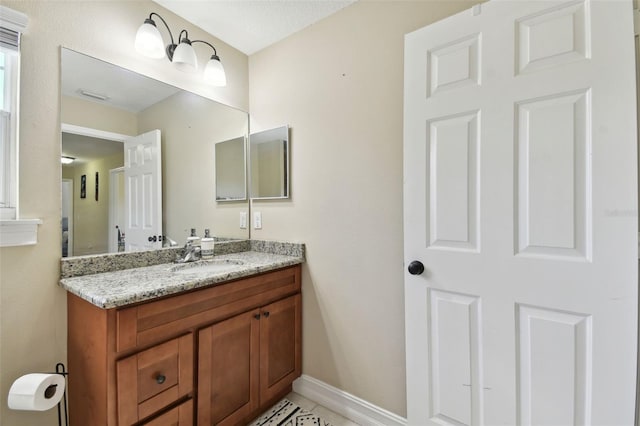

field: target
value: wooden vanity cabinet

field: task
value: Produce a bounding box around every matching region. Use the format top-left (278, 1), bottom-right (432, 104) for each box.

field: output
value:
top-left (67, 265), bottom-right (301, 426)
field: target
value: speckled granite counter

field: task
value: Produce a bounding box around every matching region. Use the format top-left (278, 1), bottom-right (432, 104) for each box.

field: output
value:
top-left (59, 240), bottom-right (305, 309)
top-left (60, 239), bottom-right (252, 278)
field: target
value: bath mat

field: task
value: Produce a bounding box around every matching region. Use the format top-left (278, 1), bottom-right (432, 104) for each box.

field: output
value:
top-left (249, 398), bottom-right (333, 426)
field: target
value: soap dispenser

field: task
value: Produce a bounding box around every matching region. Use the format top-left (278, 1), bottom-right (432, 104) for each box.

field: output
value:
top-left (201, 229), bottom-right (215, 259)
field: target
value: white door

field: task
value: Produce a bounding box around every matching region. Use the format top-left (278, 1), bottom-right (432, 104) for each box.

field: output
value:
top-left (124, 129), bottom-right (162, 251)
top-left (404, 1), bottom-right (637, 425)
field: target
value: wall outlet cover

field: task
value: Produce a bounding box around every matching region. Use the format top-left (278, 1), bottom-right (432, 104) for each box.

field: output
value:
top-left (254, 212), bottom-right (262, 229)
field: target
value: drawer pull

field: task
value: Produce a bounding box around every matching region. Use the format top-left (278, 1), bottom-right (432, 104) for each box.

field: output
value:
top-left (155, 374), bottom-right (166, 385)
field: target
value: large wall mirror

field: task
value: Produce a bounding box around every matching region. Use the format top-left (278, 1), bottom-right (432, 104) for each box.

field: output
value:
top-left (250, 125), bottom-right (289, 200)
top-left (61, 48), bottom-right (249, 257)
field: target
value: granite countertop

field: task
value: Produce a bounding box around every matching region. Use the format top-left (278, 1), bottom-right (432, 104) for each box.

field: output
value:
top-left (60, 248), bottom-right (304, 310)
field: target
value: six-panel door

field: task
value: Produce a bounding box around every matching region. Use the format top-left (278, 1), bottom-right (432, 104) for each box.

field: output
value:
top-left (404, 1), bottom-right (637, 425)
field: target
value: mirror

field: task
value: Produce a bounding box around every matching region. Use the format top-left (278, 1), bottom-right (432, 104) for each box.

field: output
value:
top-left (61, 48), bottom-right (249, 257)
top-left (216, 136), bottom-right (247, 201)
top-left (250, 126), bottom-right (290, 199)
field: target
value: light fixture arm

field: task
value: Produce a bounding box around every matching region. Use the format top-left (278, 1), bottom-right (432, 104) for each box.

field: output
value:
top-left (178, 29), bottom-right (190, 44)
top-left (177, 31), bottom-right (219, 58)
top-left (148, 13), bottom-right (174, 45)
top-left (147, 12), bottom-right (179, 60)
top-left (191, 39), bottom-right (219, 58)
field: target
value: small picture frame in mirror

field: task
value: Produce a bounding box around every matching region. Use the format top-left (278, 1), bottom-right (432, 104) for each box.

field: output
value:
top-left (80, 174), bottom-right (86, 199)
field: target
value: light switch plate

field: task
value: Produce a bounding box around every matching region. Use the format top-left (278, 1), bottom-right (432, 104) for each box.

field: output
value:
top-left (239, 212), bottom-right (247, 229)
top-left (253, 212), bottom-right (262, 229)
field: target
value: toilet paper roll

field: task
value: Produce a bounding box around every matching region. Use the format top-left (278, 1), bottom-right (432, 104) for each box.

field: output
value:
top-left (7, 373), bottom-right (65, 411)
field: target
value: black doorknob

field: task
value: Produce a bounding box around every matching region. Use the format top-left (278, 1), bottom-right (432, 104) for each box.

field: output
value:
top-left (408, 261), bottom-right (425, 275)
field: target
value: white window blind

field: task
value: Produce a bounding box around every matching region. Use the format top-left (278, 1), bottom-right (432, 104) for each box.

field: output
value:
top-left (0, 26), bottom-right (20, 51)
top-left (0, 6), bottom-right (27, 49)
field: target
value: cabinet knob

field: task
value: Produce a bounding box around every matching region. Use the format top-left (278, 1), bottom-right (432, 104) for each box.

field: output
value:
top-left (254, 314), bottom-right (261, 320)
top-left (155, 374), bottom-right (166, 385)
top-left (263, 311), bottom-right (270, 318)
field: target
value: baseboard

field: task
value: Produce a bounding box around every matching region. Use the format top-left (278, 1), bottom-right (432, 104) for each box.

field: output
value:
top-left (292, 375), bottom-right (407, 426)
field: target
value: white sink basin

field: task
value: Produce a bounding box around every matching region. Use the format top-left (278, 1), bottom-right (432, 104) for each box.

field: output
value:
top-left (170, 259), bottom-right (245, 275)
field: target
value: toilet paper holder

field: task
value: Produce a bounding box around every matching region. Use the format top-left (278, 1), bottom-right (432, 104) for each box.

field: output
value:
top-left (53, 363), bottom-right (68, 426)
top-left (7, 363), bottom-right (68, 426)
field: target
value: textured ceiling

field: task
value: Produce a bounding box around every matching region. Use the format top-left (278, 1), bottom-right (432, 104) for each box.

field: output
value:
top-left (153, 0), bottom-right (357, 55)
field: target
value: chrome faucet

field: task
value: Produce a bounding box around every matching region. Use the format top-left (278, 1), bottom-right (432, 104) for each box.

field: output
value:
top-left (175, 241), bottom-right (201, 263)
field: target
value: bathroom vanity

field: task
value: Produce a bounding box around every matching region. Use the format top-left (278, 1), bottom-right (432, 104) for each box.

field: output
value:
top-left (60, 242), bottom-right (304, 425)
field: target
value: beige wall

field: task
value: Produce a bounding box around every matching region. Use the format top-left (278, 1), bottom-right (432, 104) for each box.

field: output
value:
top-left (249, 0), bottom-right (479, 416)
top-left (0, 1), bottom-right (248, 424)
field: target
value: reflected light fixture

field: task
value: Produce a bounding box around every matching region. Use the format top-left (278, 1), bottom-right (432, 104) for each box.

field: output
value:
top-left (61, 156), bottom-right (75, 165)
top-left (135, 12), bottom-right (227, 87)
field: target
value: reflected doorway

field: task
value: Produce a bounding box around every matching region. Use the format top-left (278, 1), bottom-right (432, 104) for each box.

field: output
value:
top-left (61, 179), bottom-right (73, 257)
top-left (108, 167), bottom-right (125, 253)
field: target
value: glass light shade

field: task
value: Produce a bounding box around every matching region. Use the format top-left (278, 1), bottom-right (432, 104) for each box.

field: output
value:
top-left (204, 56), bottom-right (227, 86)
top-left (61, 156), bottom-right (75, 164)
top-left (135, 20), bottom-right (165, 59)
top-left (172, 41), bottom-right (198, 72)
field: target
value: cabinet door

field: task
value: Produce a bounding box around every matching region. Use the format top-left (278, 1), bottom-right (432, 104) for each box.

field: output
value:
top-left (198, 309), bottom-right (260, 426)
top-left (141, 399), bottom-right (193, 425)
top-left (260, 294), bottom-right (302, 403)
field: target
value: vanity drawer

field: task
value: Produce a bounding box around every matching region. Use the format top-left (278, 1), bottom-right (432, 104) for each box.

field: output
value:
top-left (116, 333), bottom-right (193, 425)
top-left (141, 399), bottom-right (193, 425)
top-left (117, 266), bottom-right (301, 352)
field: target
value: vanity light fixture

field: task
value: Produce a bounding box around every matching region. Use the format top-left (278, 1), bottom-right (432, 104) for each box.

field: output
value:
top-left (135, 13), bottom-right (227, 87)
top-left (61, 156), bottom-right (75, 165)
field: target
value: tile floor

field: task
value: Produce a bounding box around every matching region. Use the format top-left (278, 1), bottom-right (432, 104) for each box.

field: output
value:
top-left (281, 392), bottom-right (361, 426)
